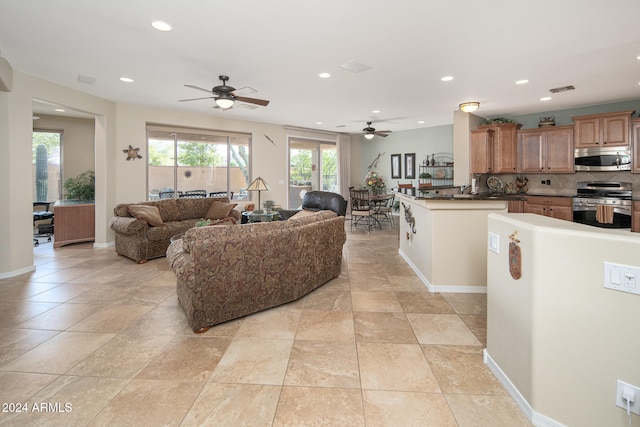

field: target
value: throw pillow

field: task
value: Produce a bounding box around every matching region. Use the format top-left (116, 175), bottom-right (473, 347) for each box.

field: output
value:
top-left (205, 201), bottom-right (238, 220)
top-left (127, 205), bottom-right (164, 227)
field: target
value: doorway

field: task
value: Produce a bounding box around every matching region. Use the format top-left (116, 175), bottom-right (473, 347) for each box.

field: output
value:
top-left (288, 137), bottom-right (337, 209)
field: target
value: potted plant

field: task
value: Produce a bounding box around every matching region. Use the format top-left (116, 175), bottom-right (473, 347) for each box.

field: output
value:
top-left (63, 170), bottom-right (95, 201)
top-left (263, 200), bottom-right (276, 213)
top-left (419, 172), bottom-right (431, 179)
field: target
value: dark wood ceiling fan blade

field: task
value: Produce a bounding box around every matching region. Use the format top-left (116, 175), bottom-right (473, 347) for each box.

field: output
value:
top-left (178, 96), bottom-right (215, 102)
top-left (234, 96), bottom-right (270, 106)
top-left (374, 132), bottom-right (390, 137)
top-left (185, 84), bottom-right (214, 94)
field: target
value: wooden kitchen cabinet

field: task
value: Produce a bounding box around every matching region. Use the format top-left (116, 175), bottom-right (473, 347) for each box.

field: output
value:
top-left (632, 119), bottom-right (640, 173)
top-left (524, 196), bottom-right (573, 222)
top-left (508, 200), bottom-right (524, 213)
top-left (633, 201), bottom-right (640, 233)
top-left (518, 126), bottom-right (574, 173)
top-left (572, 110), bottom-right (633, 148)
top-left (470, 123), bottom-right (519, 174)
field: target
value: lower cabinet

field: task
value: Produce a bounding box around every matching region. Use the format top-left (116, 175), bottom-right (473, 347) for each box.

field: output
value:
top-left (633, 201), bottom-right (640, 233)
top-left (508, 200), bottom-right (524, 213)
top-left (523, 196), bottom-right (573, 221)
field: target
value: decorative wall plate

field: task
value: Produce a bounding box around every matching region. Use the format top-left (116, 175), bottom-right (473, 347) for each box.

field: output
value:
top-left (435, 168), bottom-right (446, 179)
top-left (487, 176), bottom-right (503, 192)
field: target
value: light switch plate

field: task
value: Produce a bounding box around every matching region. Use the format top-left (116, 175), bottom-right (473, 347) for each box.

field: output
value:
top-left (488, 232), bottom-right (499, 254)
top-left (604, 262), bottom-right (640, 295)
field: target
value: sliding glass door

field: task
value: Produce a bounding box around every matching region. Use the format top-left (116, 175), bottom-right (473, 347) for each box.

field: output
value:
top-left (288, 137), bottom-right (337, 208)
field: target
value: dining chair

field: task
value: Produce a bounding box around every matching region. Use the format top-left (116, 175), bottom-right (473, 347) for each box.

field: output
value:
top-left (209, 191), bottom-right (234, 199)
top-left (180, 190), bottom-right (207, 198)
top-left (159, 190), bottom-right (181, 199)
top-left (374, 192), bottom-right (394, 225)
top-left (349, 188), bottom-right (376, 233)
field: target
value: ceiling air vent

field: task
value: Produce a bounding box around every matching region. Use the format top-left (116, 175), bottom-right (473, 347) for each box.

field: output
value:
top-left (549, 85), bottom-right (575, 93)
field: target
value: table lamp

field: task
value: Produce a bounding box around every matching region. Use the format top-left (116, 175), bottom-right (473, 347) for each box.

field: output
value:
top-left (246, 177), bottom-right (271, 213)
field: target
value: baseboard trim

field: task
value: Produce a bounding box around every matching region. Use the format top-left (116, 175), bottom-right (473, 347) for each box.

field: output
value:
top-left (483, 349), bottom-right (566, 427)
top-left (398, 249), bottom-right (487, 294)
top-left (0, 264), bottom-right (36, 280)
top-left (93, 241), bottom-right (114, 249)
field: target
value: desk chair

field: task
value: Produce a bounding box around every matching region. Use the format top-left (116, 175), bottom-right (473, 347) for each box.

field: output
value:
top-left (33, 202), bottom-right (54, 246)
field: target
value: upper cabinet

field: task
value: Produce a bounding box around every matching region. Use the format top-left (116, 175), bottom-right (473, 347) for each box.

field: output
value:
top-left (632, 119), bottom-right (640, 173)
top-left (470, 123), bottom-right (519, 174)
top-left (518, 126), bottom-right (574, 174)
top-left (572, 110), bottom-right (634, 148)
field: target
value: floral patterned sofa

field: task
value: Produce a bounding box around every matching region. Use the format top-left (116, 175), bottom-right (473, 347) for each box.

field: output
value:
top-left (167, 210), bottom-right (347, 332)
top-left (109, 196), bottom-right (240, 263)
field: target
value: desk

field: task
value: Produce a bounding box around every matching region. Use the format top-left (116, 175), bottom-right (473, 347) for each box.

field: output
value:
top-left (53, 201), bottom-right (95, 247)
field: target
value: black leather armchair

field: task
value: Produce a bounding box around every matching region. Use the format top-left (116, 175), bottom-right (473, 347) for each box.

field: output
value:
top-left (279, 191), bottom-right (347, 220)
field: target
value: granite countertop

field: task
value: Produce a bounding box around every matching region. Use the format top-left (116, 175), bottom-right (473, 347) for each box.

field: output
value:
top-left (396, 191), bottom-right (578, 201)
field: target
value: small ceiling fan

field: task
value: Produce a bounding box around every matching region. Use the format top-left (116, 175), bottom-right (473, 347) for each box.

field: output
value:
top-left (179, 75), bottom-right (270, 110)
top-left (361, 122), bottom-right (391, 139)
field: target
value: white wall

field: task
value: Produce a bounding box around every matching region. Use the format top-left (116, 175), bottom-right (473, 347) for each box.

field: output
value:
top-left (486, 213), bottom-right (640, 427)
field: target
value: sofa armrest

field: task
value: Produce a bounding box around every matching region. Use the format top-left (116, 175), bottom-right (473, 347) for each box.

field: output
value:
top-left (278, 209), bottom-right (300, 220)
top-left (109, 216), bottom-right (147, 235)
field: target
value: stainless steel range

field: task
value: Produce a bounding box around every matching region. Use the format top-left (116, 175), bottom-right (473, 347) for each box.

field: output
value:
top-left (573, 181), bottom-right (632, 229)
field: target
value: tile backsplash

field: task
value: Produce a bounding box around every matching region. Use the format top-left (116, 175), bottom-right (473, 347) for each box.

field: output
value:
top-left (474, 171), bottom-right (640, 196)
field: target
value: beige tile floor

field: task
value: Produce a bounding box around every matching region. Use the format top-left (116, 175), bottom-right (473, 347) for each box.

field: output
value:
top-left (0, 222), bottom-right (532, 426)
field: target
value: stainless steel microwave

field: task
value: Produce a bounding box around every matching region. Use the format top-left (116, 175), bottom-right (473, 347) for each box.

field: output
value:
top-left (574, 147), bottom-right (631, 171)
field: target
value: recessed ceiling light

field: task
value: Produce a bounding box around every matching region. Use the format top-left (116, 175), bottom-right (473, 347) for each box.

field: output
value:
top-left (516, 79), bottom-right (529, 85)
top-left (318, 72), bottom-right (331, 79)
top-left (540, 97), bottom-right (552, 101)
top-left (120, 77), bottom-right (134, 83)
top-left (54, 108), bottom-right (65, 112)
top-left (441, 76), bottom-right (454, 82)
top-left (151, 21), bottom-right (172, 31)
top-left (417, 120), bottom-right (425, 124)
top-left (372, 110), bottom-right (380, 114)
top-left (316, 121), bottom-right (323, 125)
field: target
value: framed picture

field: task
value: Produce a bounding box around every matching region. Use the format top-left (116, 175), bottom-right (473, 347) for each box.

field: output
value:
top-left (404, 153), bottom-right (416, 179)
top-left (390, 154), bottom-right (401, 179)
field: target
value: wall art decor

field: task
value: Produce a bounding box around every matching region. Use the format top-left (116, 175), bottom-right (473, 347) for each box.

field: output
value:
top-left (123, 145), bottom-right (142, 161)
top-left (391, 153), bottom-right (401, 179)
top-left (404, 153), bottom-right (415, 179)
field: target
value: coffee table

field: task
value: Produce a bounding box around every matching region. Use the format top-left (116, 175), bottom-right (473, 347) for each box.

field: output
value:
top-left (242, 211), bottom-right (280, 223)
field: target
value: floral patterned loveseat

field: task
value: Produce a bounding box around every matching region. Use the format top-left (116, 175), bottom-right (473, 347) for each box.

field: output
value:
top-left (167, 210), bottom-right (347, 332)
top-left (109, 196), bottom-right (240, 263)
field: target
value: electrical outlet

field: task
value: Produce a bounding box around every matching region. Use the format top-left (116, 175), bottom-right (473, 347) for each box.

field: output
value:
top-left (616, 380), bottom-right (640, 415)
top-left (546, 179), bottom-right (551, 185)
top-left (604, 262), bottom-right (640, 295)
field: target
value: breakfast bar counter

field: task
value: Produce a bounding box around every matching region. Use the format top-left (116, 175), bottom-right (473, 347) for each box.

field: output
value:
top-left (394, 192), bottom-right (508, 293)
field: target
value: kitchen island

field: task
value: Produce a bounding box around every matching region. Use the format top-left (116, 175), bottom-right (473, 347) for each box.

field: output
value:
top-left (395, 192), bottom-right (508, 292)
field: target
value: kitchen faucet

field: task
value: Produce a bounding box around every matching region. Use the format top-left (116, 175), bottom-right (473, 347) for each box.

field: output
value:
top-left (460, 184), bottom-right (470, 194)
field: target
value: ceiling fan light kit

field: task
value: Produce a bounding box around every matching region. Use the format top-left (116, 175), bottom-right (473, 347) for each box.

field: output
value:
top-left (361, 121), bottom-right (391, 139)
top-left (459, 102), bottom-right (480, 113)
top-left (181, 75), bottom-right (270, 111)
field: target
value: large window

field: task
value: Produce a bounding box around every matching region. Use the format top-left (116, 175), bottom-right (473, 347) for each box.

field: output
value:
top-left (32, 130), bottom-right (62, 202)
top-left (146, 125), bottom-right (251, 200)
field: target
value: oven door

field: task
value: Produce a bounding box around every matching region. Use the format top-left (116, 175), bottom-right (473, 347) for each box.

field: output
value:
top-left (573, 204), bottom-right (632, 229)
